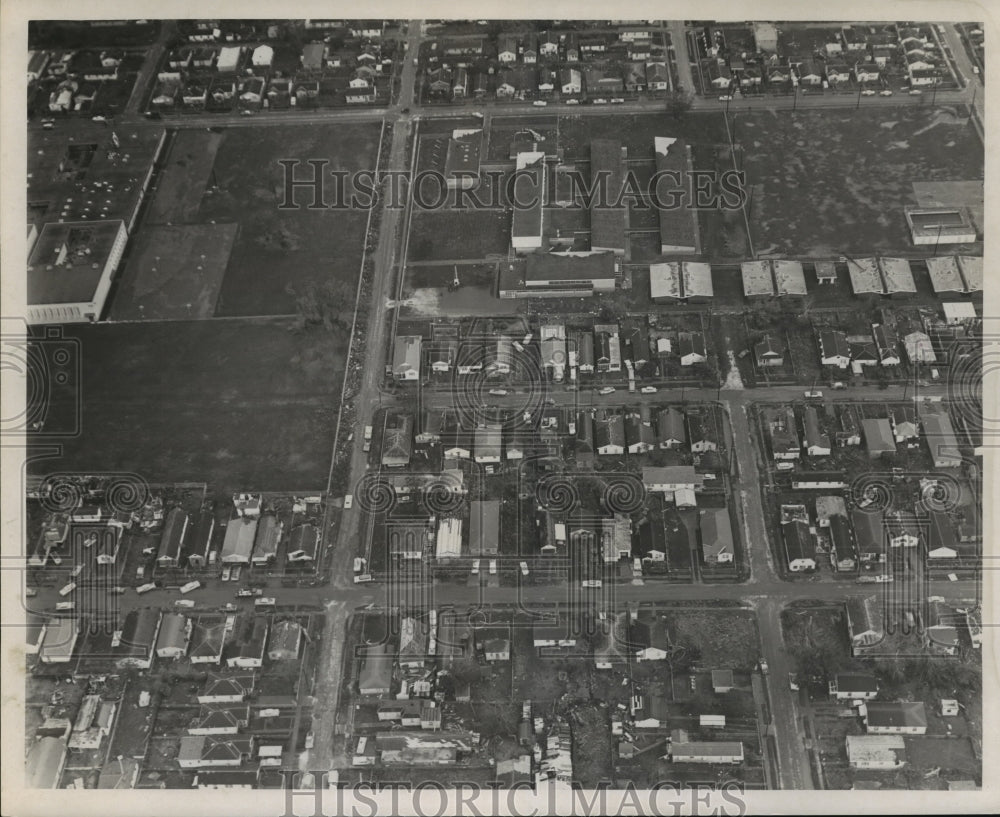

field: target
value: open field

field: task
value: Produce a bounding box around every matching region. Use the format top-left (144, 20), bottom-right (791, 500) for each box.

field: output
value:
top-left (110, 223), bottom-right (238, 320)
top-left (28, 320), bottom-right (345, 493)
top-left (123, 123), bottom-right (381, 318)
top-left (741, 107), bottom-right (983, 256)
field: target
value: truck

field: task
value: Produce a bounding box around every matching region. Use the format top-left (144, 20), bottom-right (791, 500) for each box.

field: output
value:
top-left (363, 425), bottom-right (373, 452)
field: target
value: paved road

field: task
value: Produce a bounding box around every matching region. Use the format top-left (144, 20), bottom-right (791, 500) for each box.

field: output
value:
top-left (668, 21), bottom-right (695, 93)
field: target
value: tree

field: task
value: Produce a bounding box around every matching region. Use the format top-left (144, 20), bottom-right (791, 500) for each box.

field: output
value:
top-left (287, 279), bottom-right (356, 333)
top-left (666, 90), bottom-right (694, 120)
top-left (449, 657), bottom-right (483, 686)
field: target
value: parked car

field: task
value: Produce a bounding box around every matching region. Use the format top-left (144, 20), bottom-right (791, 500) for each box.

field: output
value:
top-left (804, 390), bottom-right (823, 398)
top-left (489, 389), bottom-right (508, 396)
top-left (831, 382), bottom-right (846, 390)
top-left (909, 89), bottom-right (923, 95)
top-left (640, 386), bottom-right (657, 394)
top-left (759, 657), bottom-right (769, 674)
top-left (610, 98), bottom-right (624, 103)
top-left (59, 582), bottom-right (76, 597)
top-left (599, 387), bottom-right (616, 395)
top-left (136, 583), bottom-right (157, 595)
top-left (55, 601), bottom-right (74, 612)
top-left (179, 580), bottom-right (201, 594)
top-left (344, 494), bottom-right (353, 509)
top-left (520, 561), bottom-right (529, 576)
top-left (565, 98), bottom-right (579, 105)
top-left (860, 89), bottom-right (876, 96)
top-left (532, 100), bottom-right (548, 107)
top-left (471, 559), bottom-right (480, 575)
top-left (254, 597), bottom-right (276, 607)
top-left (489, 559), bottom-right (497, 575)
top-left (175, 599), bottom-right (195, 608)
top-left (879, 89), bottom-right (894, 97)
top-left (581, 579), bottom-right (602, 588)
top-left (718, 95), bottom-right (733, 101)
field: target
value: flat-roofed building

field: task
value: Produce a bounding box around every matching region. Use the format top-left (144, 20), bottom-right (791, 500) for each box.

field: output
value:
top-left (925, 256), bottom-right (966, 295)
top-left (846, 735), bottom-right (906, 769)
top-left (500, 251), bottom-right (617, 298)
top-left (921, 411), bottom-right (962, 468)
top-left (956, 255), bottom-right (982, 292)
top-left (27, 220), bottom-right (129, 324)
top-left (590, 139), bottom-right (626, 255)
top-left (878, 257), bottom-right (916, 296)
top-left (650, 262), bottom-right (681, 303)
top-left (904, 206), bottom-right (977, 246)
top-left (741, 260), bottom-right (774, 298)
top-left (653, 137), bottom-right (697, 253)
top-left (773, 260), bottom-right (807, 296)
top-left (436, 517), bottom-right (462, 559)
top-left (942, 301), bottom-right (977, 324)
top-left (682, 261), bottom-right (713, 301)
top-left (511, 152), bottom-right (546, 252)
top-left (39, 618), bottom-right (79, 664)
top-left (847, 257), bottom-right (883, 295)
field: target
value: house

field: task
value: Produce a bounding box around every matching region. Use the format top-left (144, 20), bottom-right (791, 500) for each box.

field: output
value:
top-left (711, 669), bottom-right (734, 693)
top-left (872, 324), bottom-right (900, 366)
top-left (190, 619), bottom-right (228, 666)
top-left (267, 620), bottom-right (302, 662)
top-left (198, 672), bottom-right (254, 704)
top-left (114, 609), bottom-right (162, 669)
top-left (595, 412), bottom-right (626, 456)
top-left (538, 68), bottom-right (557, 94)
top-left (903, 331), bottom-right (936, 365)
top-left (474, 425), bottom-right (502, 464)
top-left (657, 408), bottom-right (686, 450)
top-left (228, 617), bottom-right (268, 669)
top-left (677, 332), bottom-right (707, 366)
top-left (533, 616), bottom-right (577, 650)
top-left (646, 62), bottom-right (669, 91)
top-left (830, 672), bottom-right (879, 700)
top-left (376, 731), bottom-right (474, 765)
top-left (885, 510), bottom-right (920, 549)
top-left (861, 418), bottom-right (895, 458)
top-left (39, 618), bottom-right (79, 664)
top-left (803, 407), bottom-right (831, 456)
top-left (889, 406), bottom-right (919, 444)
top-left (157, 507), bottom-right (189, 567)
top-left (707, 61), bottom-right (733, 89)
top-left (469, 500), bottom-right (500, 556)
top-left (540, 324), bottom-right (567, 382)
top-left (851, 508), bottom-right (885, 564)
top-left (795, 60), bottom-right (825, 85)
top-left (668, 733), bottom-right (743, 764)
top-left (252, 514), bottom-right (282, 565)
top-left (624, 62), bottom-right (646, 92)
top-left (863, 701), bottom-right (928, 735)
top-left (700, 509), bottom-right (734, 565)
top-left (155, 612), bottom-right (191, 659)
top-left (853, 60), bottom-right (881, 83)
top-left (782, 521), bottom-right (816, 571)
top-left (381, 415), bottom-right (413, 468)
top-left (177, 735), bottom-right (253, 769)
top-left (483, 638), bottom-right (511, 662)
top-left (921, 412), bottom-right (962, 468)
top-left (755, 335), bottom-right (783, 367)
top-left (575, 411), bottom-right (595, 463)
top-left (846, 595), bottom-right (884, 651)
top-left (522, 34), bottom-right (538, 64)
top-left (435, 517), bottom-right (462, 559)
top-left (452, 67), bottom-right (468, 99)
top-left (768, 408), bottom-right (800, 460)
top-left (399, 617), bottom-right (430, 670)
top-left (846, 735), bottom-right (906, 770)
top-left (392, 335), bottom-right (422, 381)
top-left (286, 524), bottom-right (319, 562)
top-left (836, 406), bottom-right (861, 447)
top-left (829, 515), bottom-right (856, 572)
top-left (926, 510), bottom-right (959, 559)
top-left (642, 466), bottom-right (703, 495)
top-left (688, 414), bottom-right (718, 453)
top-left (251, 44), bottom-right (273, 67)
top-left (631, 613), bottom-right (673, 661)
top-left (825, 62), bottom-right (851, 84)
top-left (625, 412), bottom-right (656, 454)
top-left (560, 68), bottom-right (582, 95)
top-left (187, 704), bottom-right (249, 736)
top-left (925, 601), bottom-right (961, 655)
top-left (819, 330), bottom-right (851, 369)
top-left (358, 642), bottom-right (393, 696)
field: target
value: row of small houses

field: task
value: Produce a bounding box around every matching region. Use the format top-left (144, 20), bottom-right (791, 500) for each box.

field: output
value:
top-left (392, 326), bottom-right (709, 382)
top-left (425, 62), bottom-right (670, 100)
top-left (765, 404), bottom-right (964, 468)
top-left (29, 607), bottom-right (305, 668)
top-left (383, 403), bottom-right (718, 461)
top-left (179, 19), bottom-right (385, 43)
top-left (780, 496), bottom-right (978, 575)
top-left (435, 26), bottom-right (664, 66)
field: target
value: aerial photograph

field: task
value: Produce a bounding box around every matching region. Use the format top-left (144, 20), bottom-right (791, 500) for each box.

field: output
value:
top-left (8, 14), bottom-right (989, 813)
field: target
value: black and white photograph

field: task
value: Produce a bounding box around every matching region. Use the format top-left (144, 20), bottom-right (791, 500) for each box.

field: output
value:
top-left (1, 5), bottom-right (994, 815)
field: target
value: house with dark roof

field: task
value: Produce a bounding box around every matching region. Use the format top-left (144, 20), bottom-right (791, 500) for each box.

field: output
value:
top-left (890, 406), bottom-right (919, 444)
top-left (657, 407), bottom-right (686, 450)
top-left (228, 617), bottom-right (269, 669)
top-left (782, 521), bottom-right (815, 571)
top-left (872, 324), bottom-right (900, 366)
top-left (267, 619), bottom-right (302, 662)
top-left (190, 618), bottom-right (229, 665)
top-left (755, 334), bottom-right (783, 367)
top-left (157, 507), bottom-right (189, 566)
top-left (861, 418), bottom-right (895, 458)
top-left (178, 735), bottom-right (254, 768)
top-left (830, 672), bottom-right (879, 700)
top-left (114, 609), bottom-right (162, 669)
top-left (188, 705), bottom-right (249, 735)
top-left (678, 332), bottom-right (707, 366)
top-left (829, 514), bottom-right (856, 572)
top-left (846, 596), bottom-right (884, 652)
top-left (381, 415), bottom-right (413, 468)
top-left (198, 672), bottom-right (255, 704)
top-left (700, 508), bottom-right (734, 565)
top-left (851, 508), bottom-right (885, 563)
top-left (819, 330), bottom-right (851, 369)
top-left (630, 612), bottom-right (673, 661)
top-left (803, 406), bottom-right (831, 456)
top-left (863, 701), bottom-right (927, 735)
top-left (687, 413), bottom-right (718, 453)
top-left (595, 412), bottom-right (626, 455)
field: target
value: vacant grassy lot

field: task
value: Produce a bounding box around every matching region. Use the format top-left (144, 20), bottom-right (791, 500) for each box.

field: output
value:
top-left (28, 320), bottom-right (345, 492)
top-left (664, 608), bottom-right (760, 669)
top-left (741, 107), bottom-right (983, 256)
top-left (557, 112), bottom-right (729, 163)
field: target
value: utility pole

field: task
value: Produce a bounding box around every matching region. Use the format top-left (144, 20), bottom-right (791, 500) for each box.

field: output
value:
top-left (856, 83), bottom-right (863, 109)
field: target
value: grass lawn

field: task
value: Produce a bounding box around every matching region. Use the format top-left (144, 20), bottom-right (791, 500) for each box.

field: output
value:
top-left (28, 320), bottom-right (346, 493)
top-left (740, 107), bottom-right (983, 256)
top-left (664, 608), bottom-right (760, 670)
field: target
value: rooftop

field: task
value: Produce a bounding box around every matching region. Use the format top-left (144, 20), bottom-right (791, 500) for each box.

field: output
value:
top-left (27, 220), bottom-right (126, 305)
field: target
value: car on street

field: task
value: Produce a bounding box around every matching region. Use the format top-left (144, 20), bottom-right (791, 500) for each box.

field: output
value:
top-left (909, 89), bottom-right (923, 95)
top-left (860, 89), bottom-right (876, 96)
top-left (593, 98), bottom-right (608, 104)
top-left (610, 98), bottom-right (624, 104)
top-left (255, 597), bottom-right (276, 607)
top-left (179, 580), bottom-right (201, 594)
top-left (831, 382), bottom-right (846, 390)
top-left (59, 582), bottom-right (76, 597)
top-left (26, 588), bottom-right (38, 598)
top-left (804, 390), bottom-right (823, 398)
top-left (640, 386), bottom-right (658, 394)
top-left (344, 494), bottom-right (353, 509)
top-left (108, 586), bottom-right (126, 595)
top-left (718, 95), bottom-right (733, 101)
top-left (353, 574), bottom-right (373, 583)
top-left (599, 387), bottom-right (616, 395)
top-left (236, 588), bottom-right (262, 598)
top-left (759, 657), bottom-right (769, 674)
top-left (221, 603), bottom-right (238, 612)
top-left (581, 579), bottom-right (602, 588)
top-left (471, 559), bottom-right (480, 575)
top-left (789, 672), bottom-right (799, 691)
top-left (136, 583), bottom-right (157, 594)
top-left (489, 388), bottom-right (508, 396)
top-left (565, 98), bottom-right (579, 105)
top-left (489, 559), bottom-right (497, 575)
top-left (56, 601), bottom-right (74, 611)
top-left (175, 599), bottom-right (195, 608)
top-left (532, 100), bottom-right (548, 106)
top-left (520, 561), bottom-right (529, 576)
top-left (879, 90), bottom-right (894, 96)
